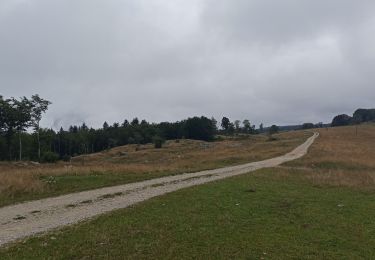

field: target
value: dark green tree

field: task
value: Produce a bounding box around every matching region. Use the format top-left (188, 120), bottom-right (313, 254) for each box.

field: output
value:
top-left (234, 120), bottom-right (241, 133)
top-left (122, 119), bottom-right (129, 127)
top-left (221, 117), bottom-right (230, 132)
top-left (0, 97), bottom-right (16, 159)
top-left (210, 117), bottom-right (218, 133)
top-left (0, 96), bottom-right (7, 134)
top-left (184, 116), bottom-right (216, 141)
top-left (243, 119), bottom-right (251, 133)
top-left (15, 97), bottom-right (33, 160)
top-left (30, 94), bottom-right (51, 162)
top-left (131, 118), bottom-right (139, 126)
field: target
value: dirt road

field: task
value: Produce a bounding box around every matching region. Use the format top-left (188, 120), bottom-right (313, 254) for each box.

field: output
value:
top-left (0, 132), bottom-right (319, 247)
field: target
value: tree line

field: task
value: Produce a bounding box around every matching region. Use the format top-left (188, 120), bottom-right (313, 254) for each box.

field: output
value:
top-left (332, 108), bottom-right (375, 127)
top-left (0, 95), bottom-right (51, 161)
top-left (0, 95), bottom-right (264, 162)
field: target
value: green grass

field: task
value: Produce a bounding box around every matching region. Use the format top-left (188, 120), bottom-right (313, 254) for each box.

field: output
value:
top-left (40, 172), bottom-right (160, 193)
top-left (310, 161), bottom-right (375, 171)
top-left (2, 168), bottom-right (375, 259)
top-left (0, 172), bottom-right (170, 208)
top-left (0, 163), bottom-right (248, 208)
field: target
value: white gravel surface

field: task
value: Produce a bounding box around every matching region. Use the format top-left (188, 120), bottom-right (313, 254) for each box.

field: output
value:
top-left (0, 132), bottom-right (318, 247)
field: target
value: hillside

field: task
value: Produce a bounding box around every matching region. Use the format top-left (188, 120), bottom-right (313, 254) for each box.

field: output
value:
top-left (1, 125), bottom-right (375, 259)
top-left (0, 131), bottom-right (309, 207)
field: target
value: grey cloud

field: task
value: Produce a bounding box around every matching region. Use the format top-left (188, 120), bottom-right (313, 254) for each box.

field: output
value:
top-left (0, 0), bottom-right (375, 128)
top-left (202, 0), bottom-right (375, 45)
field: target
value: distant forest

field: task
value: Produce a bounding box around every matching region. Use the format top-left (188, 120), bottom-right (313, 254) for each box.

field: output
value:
top-left (332, 109), bottom-right (375, 127)
top-left (0, 95), bottom-right (261, 162)
top-left (3, 95), bottom-right (369, 163)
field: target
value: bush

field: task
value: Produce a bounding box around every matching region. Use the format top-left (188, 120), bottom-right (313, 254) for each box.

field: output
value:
top-left (269, 125), bottom-right (279, 135)
top-left (153, 136), bottom-right (165, 149)
top-left (332, 114), bottom-right (352, 127)
top-left (214, 136), bottom-right (225, 142)
top-left (62, 154), bottom-right (71, 162)
top-left (41, 151), bottom-right (59, 163)
top-left (267, 136), bottom-right (278, 141)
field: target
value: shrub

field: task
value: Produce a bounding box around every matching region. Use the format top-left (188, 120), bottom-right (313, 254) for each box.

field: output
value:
top-left (153, 136), bottom-right (165, 149)
top-left (269, 125), bottom-right (279, 135)
top-left (332, 114), bottom-right (352, 127)
top-left (214, 136), bottom-right (225, 142)
top-left (267, 136), bottom-right (278, 141)
top-left (41, 151), bottom-right (59, 163)
top-left (62, 154), bottom-right (71, 162)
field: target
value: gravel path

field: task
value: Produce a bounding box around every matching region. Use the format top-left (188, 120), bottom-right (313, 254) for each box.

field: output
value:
top-left (0, 132), bottom-right (318, 247)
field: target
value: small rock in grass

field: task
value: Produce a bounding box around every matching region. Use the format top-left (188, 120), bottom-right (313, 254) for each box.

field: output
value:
top-left (13, 215), bottom-right (26, 221)
top-left (30, 161), bottom-right (40, 166)
top-left (301, 223), bottom-right (310, 229)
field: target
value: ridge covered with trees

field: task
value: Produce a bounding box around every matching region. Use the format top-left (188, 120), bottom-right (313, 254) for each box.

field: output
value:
top-left (0, 95), bottom-right (263, 162)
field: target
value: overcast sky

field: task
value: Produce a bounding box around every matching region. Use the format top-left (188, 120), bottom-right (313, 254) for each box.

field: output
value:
top-left (1, 0), bottom-right (375, 129)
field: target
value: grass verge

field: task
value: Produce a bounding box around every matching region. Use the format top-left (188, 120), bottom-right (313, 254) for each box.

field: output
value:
top-left (1, 168), bottom-right (374, 259)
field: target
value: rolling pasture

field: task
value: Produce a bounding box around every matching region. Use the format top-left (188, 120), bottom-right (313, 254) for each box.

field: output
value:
top-left (1, 125), bottom-right (375, 259)
top-left (0, 131), bottom-right (308, 207)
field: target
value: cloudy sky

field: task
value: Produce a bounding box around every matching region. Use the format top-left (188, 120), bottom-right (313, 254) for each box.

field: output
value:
top-left (1, 0), bottom-right (375, 129)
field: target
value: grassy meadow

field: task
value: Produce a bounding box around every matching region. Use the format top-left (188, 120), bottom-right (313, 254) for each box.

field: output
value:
top-left (1, 124), bottom-right (375, 259)
top-left (0, 131), bottom-right (309, 207)
top-left (284, 124), bottom-right (375, 189)
top-left (2, 169), bottom-right (374, 259)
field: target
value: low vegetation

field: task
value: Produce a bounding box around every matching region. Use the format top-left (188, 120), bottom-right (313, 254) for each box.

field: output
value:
top-left (284, 124), bottom-right (375, 189)
top-left (0, 125), bottom-right (373, 259)
top-left (0, 131), bottom-right (309, 207)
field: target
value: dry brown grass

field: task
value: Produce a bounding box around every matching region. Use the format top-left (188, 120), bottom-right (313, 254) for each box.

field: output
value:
top-left (282, 124), bottom-right (375, 189)
top-left (0, 131), bottom-right (309, 203)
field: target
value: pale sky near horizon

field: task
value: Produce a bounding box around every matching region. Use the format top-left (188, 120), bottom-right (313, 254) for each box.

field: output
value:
top-left (1, 0), bottom-right (375, 129)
